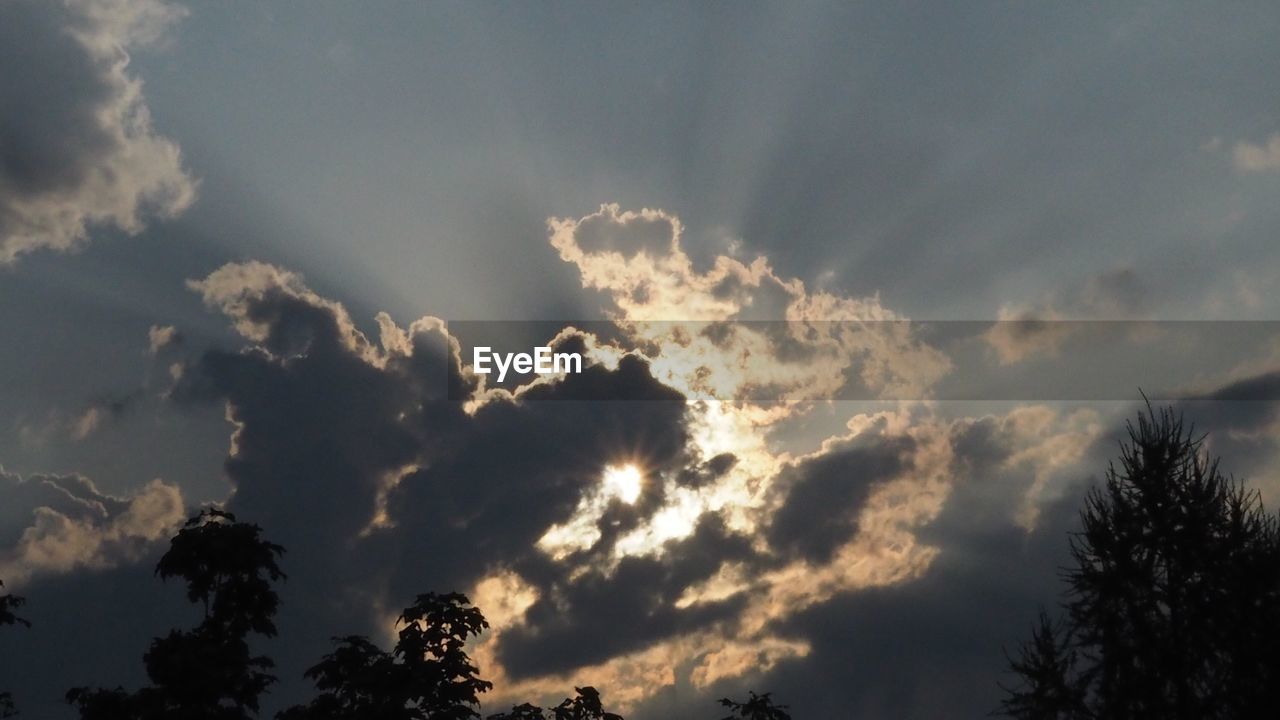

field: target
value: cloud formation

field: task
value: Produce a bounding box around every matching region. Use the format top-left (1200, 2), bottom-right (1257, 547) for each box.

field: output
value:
top-left (147, 324), bottom-right (180, 354)
top-left (149, 207), bottom-right (1132, 714)
top-left (0, 467), bottom-right (184, 585)
top-left (0, 0), bottom-right (195, 263)
top-left (5, 204), bottom-right (1280, 717)
top-left (985, 267), bottom-right (1147, 365)
top-left (549, 204), bottom-right (951, 411)
top-left (1233, 133), bottom-right (1280, 173)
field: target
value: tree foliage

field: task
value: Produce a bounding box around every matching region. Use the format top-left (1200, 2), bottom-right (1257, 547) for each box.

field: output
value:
top-left (999, 613), bottom-right (1087, 720)
top-left (488, 687), bottom-right (622, 720)
top-left (1001, 404), bottom-right (1280, 719)
top-left (67, 510), bottom-right (286, 720)
top-left (1, 579), bottom-right (29, 718)
top-left (156, 509), bottom-right (286, 637)
top-left (11, 503), bottom-right (789, 720)
top-left (282, 597), bottom-right (633, 720)
top-left (278, 592), bottom-right (493, 720)
top-left (718, 691), bottom-right (791, 720)
top-left (0, 581), bottom-right (28, 631)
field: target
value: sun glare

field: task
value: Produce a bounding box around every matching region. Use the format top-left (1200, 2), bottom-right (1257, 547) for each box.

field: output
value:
top-left (602, 464), bottom-right (643, 504)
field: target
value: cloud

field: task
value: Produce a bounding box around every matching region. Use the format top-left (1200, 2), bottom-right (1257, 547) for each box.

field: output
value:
top-left (0, 467), bottom-right (184, 586)
top-left (1232, 133), bottom-right (1280, 173)
top-left (549, 203), bottom-right (951, 410)
top-left (618, 407), bottom-right (1117, 719)
top-left (70, 407), bottom-right (104, 440)
top-left (5, 245), bottom-right (1267, 718)
top-left (68, 390), bottom-right (143, 440)
top-left (984, 267), bottom-right (1147, 365)
top-left (171, 259), bottom-right (712, 710)
top-left (984, 309), bottom-right (1077, 366)
top-left (138, 208), bottom-right (1279, 715)
top-left (166, 257), bottom-right (1075, 712)
top-left (156, 207), bottom-right (1125, 714)
top-left (0, 0), bottom-right (195, 264)
top-left (147, 324), bottom-right (180, 354)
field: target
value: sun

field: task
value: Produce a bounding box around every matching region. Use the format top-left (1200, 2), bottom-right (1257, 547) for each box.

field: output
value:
top-left (602, 464), bottom-right (644, 504)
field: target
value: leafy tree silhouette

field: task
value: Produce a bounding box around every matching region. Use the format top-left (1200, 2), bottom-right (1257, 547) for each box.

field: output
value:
top-left (1000, 404), bottom-right (1280, 719)
top-left (1, 579), bottom-right (30, 718)
top-left (486, 703), bottom-right (547, 720)
top-left (277, 592), bottom-right (492, 720)
top-left (67, 509), bottom-right (286, 720)
top-left (0, 581), bottom-right (27, 629)
top-left (487, 686), bottom-right (622, 720)
top-left (718, 691), bottom-right (791, 720)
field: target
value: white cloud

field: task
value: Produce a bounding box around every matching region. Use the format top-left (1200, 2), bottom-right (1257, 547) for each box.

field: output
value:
top-left (1233, 133), bottom-right (1280, 173)
top-left (548, 204), bottom-right (952, 411)
top-left (0, 470), bottom-right (185, 586)
top-left (147, 324), bottom-right (178, 354)
top-left (70, 407), bottom-right (103, 440)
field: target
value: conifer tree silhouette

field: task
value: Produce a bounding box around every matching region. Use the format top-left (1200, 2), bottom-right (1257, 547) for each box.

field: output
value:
top-left (1001, 403), bottom-right (1280, 719)
top-left (67, 509), bottom-right (286, 720)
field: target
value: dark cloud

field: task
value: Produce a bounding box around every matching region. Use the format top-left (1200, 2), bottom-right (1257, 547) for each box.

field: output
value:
top-left (167, 262), bottom-right (722, 711)
top-left (1176, 373), bottom-right (1280, 490)
top-left (675, 452), bottom-right (737, 490)
top-left (643, 421), bottom-right (1104, 720)
top-left (378, 353), bottom-right (690, 586)
top-left (499, 513), bottom-right (755, 679)
top-left (1199, 369), bottom-right (1280, 408)
top-left (11, 251), bottom-right (1279, 719)
top-left (760, 492), bottom-right (1079, 720)
top-left (0, 0), bottom-right (194, 263)
top-left (767, 435), bottom-right (915, 563)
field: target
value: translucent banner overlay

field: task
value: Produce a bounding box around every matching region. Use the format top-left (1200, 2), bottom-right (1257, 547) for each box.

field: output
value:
top-left (445, 321), bottom-right (1280, 402)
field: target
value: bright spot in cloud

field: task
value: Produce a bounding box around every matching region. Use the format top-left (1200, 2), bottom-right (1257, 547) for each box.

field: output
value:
top-left (536, 463), bottom-right (648, 560)
top-left (602, 464), bottom-right (643, 504)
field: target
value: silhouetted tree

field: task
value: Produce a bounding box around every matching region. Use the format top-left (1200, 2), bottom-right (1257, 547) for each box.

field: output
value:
top-left (1, 579), bottom-right (30, 718)
top-left (718, 691), bottom-right (791, 720)
top-left (67, 509), bottom-right (286, 720)
top-left (0, 581), bottom-right (26, 630)
top-left (1001, 404), bottom-right (1280, 719)
top-left (999, 613), bottom-right (1087, 719)
top-left (488, 686), bottom-right (622, 720)
top-left (278, 592), bottom-right (492, 720)
top-left (486, 703), bottom-right (545, 720)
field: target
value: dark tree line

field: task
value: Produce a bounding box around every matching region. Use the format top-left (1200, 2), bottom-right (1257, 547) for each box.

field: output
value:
top-left (0, 508), bottom-right (785, 719)
top-left (1001, 404), bottom-right (1280, 719)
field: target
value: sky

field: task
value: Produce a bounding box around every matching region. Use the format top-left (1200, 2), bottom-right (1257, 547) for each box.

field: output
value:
top-left (3, 1), bottom-right (1280, 718)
